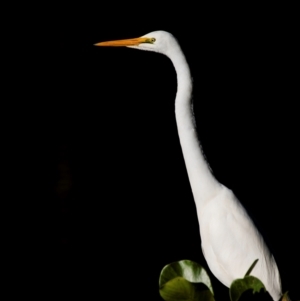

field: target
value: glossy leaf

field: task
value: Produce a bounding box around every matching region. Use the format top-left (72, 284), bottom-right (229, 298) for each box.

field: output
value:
top-left (159, 260), bottom-right (214, 294)
top-left (159, 260), bottom-right (215, 301)
top-left (160, 277), bottom-right (215, 301)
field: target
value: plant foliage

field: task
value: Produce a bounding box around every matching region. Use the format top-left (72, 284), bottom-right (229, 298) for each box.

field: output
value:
top-left (159, 259), bottom-right (290, 301)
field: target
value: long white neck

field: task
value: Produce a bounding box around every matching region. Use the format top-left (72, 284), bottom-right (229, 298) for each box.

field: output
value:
top-left (167, 45), bottom-right (222, 210)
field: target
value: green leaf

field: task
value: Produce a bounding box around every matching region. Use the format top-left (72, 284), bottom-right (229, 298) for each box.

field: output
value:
top-left (160, 277), bottom-right (215, 301)
top-left (159, 260), bottom-right (214, 294)
top-left (159, 260), bottom-right (215, 301)
top-left (230, 275), bottom-right (266, 301)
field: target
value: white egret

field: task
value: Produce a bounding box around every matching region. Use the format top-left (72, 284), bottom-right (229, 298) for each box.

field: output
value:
top-left (95, 31), bottom-right (282, 300)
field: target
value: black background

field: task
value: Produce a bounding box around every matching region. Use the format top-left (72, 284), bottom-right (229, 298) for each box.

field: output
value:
top-left (43, 3), bottom-right (299, 300)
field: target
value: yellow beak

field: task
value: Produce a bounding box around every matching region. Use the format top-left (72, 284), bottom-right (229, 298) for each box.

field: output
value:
top-left (94, 37), bottom-right (154, 47)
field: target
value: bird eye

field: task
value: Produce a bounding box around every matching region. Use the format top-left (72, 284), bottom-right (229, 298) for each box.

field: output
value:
top-left (144, 38), bottom-right (156, 44)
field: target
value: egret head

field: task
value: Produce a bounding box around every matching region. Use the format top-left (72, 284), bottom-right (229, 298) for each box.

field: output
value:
top-left (94, 31), bottom-right (177, 56)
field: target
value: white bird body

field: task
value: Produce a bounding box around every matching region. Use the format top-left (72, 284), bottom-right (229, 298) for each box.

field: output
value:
top-left (95, 31), bottom-right (282, 300)
top-left (198, 185), bottom-right (281, 295)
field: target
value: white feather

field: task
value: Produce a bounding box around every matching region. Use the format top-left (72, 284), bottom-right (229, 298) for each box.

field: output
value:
top-left (99, 30), bottom-right (282, 301)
